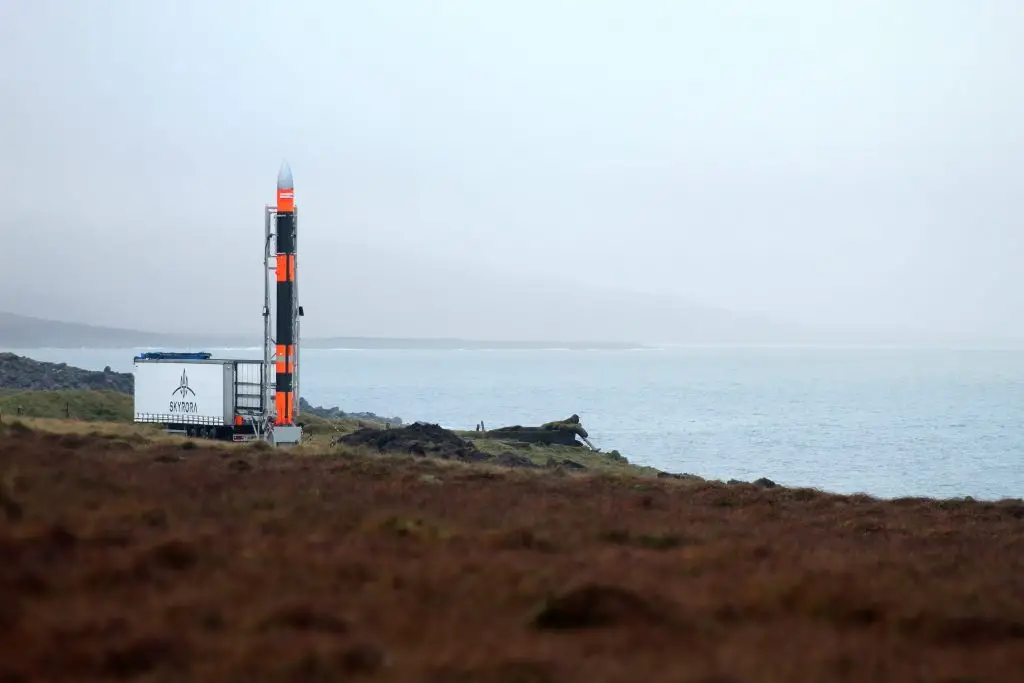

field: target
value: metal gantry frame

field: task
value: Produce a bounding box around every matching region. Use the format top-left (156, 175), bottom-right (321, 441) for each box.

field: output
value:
top-left (262, 203), bottom-right (301, 437)
top-left (294, 205), bottom-right (301, 421)
top-left (263, 204), bottom-right (273, 429)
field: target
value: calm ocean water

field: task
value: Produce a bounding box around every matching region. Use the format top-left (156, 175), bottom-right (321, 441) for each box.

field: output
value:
top-left (10, 346), bottom-right (1024, 501)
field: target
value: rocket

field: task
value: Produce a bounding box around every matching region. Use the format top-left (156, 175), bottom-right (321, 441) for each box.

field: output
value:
top-left (274, 161), bottom-right (297, 425)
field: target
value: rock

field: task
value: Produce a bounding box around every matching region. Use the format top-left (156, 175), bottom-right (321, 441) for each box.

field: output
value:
top-left (0, 353), bottom-right (134, 394)
top-left (297, 397), bottom-right (402, 426)
top-left (338, 422), bottom-right (487, 462)
top-left (487, 413), bottom-right (595, 447)
top-left (486, 426), bottom-right (580, 447)
top-left (754, 477), bottom-right (778, 489)
top-left (337, 423), bottom-right (540, 470)
top-left (541, 414), bottom-right (590, 439)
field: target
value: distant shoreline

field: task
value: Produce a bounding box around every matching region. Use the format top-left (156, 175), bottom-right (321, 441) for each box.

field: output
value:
top-left (0, 311), bottom-right (650, 350)
top-left (10, 342), bottom-right (1024, 353)
top-left (4, 341), bottom-right (651, 352)
top-left (5, 311), bottom-right (1024, 350)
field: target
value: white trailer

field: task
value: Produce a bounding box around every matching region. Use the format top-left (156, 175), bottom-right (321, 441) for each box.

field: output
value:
top-left (132, 352), bottom-right (267, 441)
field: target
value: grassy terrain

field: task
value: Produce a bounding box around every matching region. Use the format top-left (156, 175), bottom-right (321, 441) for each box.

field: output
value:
top-left (0, 390), bottom-right (651, 475)
top-left (461, 430), bottom-right (660, 476)
top-left (0, 389), bottom-right (132, 422)
top-left (1, 422), bottom-right (1022, 682)
top-left (0, 389), bottom-right (374, 440)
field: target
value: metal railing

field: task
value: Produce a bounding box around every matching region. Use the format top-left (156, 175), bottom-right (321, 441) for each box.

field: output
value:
top-left (134, 413), bottom-right (226, 426)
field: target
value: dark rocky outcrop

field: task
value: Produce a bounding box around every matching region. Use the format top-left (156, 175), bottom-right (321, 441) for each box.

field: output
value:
top-left (485, 414), bottom-right (591, 448)
top-left (0, 353), bottom-right (134, 394)
top-left (338, 422), bottom-right (485, 461)
top-left (298, 397), bottom-right (403, 426)
top-left (541, 414), bottom-right (589, 439)
top-left (485, 425), bottom-right (581, 447)
top-left (336, 422), bottom-right (536, 468)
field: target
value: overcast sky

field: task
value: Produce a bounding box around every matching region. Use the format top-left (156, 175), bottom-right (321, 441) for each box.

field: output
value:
top-left (1, 1), bottom-right (1022, 341)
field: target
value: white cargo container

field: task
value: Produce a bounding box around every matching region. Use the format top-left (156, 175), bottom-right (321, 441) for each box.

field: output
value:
top-left (132, 352), bottom-right (266, 440)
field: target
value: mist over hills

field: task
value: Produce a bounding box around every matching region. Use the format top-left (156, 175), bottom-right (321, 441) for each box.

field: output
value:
top-left (2, 226), bottom-right (1016, 348)
top-left (0, 312), bottom-right (645, 350)
top-left (0, 306), bottom-right (977, 353)
top-left (2, 223), bottom-right (816, 346)
top-left (0, 308), bottom-right (795, 350)
top-left (0, 312), bottom-right (247, 350)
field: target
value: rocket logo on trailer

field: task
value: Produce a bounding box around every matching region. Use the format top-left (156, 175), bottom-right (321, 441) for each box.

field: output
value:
top-left (169, 368), bottom-right (199, 414)
top-left (172, 369), bottom-right (195, 398)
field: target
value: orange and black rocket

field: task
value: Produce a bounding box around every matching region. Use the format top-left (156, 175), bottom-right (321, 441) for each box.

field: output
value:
top-left (274, 161), bottom-right (297, 425)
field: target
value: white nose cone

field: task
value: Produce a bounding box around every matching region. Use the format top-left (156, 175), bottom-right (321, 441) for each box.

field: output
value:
top-left (277, 160), bottom-right (293, 190)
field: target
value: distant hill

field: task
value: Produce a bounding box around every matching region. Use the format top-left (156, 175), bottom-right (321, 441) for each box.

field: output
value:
top-left (0, 223), bottom-right (830, 346)
top-left (0, 312), bottom-right (251, 349)
top-left (9, 211), bottom-right (1023, 345)
top-left (0, 312), bottom-right (644, 350)
top-left (303, 337), bottom-right (643, 350)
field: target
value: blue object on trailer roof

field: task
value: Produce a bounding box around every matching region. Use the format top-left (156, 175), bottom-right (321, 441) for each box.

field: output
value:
top-left (134, 351), bottom-right (213, 361)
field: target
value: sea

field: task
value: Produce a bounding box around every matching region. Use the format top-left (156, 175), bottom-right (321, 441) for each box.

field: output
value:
top-left (9, 346), bottom-right (1024, 502)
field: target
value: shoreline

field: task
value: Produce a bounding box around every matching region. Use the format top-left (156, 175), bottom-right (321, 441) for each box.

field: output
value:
top-left (3, 414), bottom-right (1023, 511)
top-left (2, 412), bottom-right (1021, 505)
top-left (1, 351), bottom-right (1021, 502)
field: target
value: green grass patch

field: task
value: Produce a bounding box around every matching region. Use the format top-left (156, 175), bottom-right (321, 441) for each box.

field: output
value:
top-left (468, 436), bottom-right (659, 476)
top-left (0, 389), bottom-right (133, 422)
